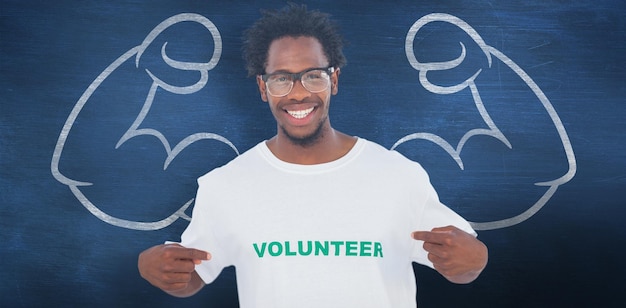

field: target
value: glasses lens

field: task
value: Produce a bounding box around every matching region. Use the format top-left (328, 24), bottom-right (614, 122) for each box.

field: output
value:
top-left (266, 74), bottom-right (293, 97)
top-left (302, 69), bottom-right (330, 93)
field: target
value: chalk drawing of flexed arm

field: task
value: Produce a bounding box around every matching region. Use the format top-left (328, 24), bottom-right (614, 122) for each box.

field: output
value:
top-left (51, 14), bottom-right (239, 230)
top-left (115, 14), bottom-right (238, 170)
top-left (394, 13), bottom-right (577, 230)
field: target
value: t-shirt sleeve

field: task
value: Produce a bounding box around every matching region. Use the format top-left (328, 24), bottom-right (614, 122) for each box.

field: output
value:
top-left (410, 176), bottom-right (477, 268)
top-left (177, 177), bottom-right (228, 284)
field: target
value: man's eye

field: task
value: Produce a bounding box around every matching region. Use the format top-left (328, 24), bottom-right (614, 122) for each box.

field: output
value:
top-left (271, 75), bottom-right (289, 83)
top-left (304, 72), bottom-right (323, 80)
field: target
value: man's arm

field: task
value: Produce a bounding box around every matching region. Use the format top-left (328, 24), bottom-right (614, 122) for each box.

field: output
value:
top-left (138, 244), bottom-right (210, 297)
top-left (412, 226), bottom-right (488, 284)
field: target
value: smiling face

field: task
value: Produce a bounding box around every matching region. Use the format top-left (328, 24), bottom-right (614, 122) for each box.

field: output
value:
top-left (257, 36), bottom-right (339, 147)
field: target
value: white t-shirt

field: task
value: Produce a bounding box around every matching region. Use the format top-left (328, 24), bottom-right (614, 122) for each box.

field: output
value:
top-left (179, 138), bottom-right (475, 308)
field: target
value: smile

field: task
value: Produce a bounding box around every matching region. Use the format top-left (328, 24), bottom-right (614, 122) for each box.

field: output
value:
top-left (287, 107), bottom-right (314, 119)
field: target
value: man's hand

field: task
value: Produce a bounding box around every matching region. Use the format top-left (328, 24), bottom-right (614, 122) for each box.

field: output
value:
top-left (138, 244), bottom-right (210, 297)
top-left (412, 226), bottom-right (488, 284)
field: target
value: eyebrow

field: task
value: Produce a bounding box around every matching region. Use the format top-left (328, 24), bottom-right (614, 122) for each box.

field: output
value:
top-left (265, 65), bottom-right (330, 75)
top-left (265, 70), bottom-right (291, 75)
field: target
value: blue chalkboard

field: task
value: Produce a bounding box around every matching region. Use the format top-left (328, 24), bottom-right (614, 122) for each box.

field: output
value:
top-left (2, 0), bottom-right (625, 306)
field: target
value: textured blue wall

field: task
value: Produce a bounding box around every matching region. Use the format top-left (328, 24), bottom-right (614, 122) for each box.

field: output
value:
top-left (2, 0), bottom-right (625, 306)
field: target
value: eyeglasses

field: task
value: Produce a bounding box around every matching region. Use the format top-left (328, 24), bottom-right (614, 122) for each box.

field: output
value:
top-left (261, 67), bottom-right (334, 97)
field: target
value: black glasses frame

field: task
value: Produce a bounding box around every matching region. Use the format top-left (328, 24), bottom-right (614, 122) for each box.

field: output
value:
top-left (260, 67), bottom-right (335, 83)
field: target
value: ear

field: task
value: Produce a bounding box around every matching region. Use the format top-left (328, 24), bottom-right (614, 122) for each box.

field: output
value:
top-left (330, 68), bottom-right (340, 95)
top-left (256, 75), bottom-right (268, 102)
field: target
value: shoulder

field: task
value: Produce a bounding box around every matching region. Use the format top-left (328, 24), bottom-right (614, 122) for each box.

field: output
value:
top-left (351, 138), bottom-right (431, 184)
top-left (197, 141), bottom-right (266, 184)
top-left (360, 139), bottom-right (427, 170)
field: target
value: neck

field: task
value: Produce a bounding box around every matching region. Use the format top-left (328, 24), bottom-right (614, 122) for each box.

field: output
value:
top-left (266, 128), bottom-right (357, 165)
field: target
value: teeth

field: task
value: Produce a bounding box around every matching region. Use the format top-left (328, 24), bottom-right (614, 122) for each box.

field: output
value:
top-left (287, 107), bottom-right (314, 119)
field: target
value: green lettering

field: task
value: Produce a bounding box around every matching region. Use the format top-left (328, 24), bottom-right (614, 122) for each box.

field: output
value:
top-left (255, 240), bottom-right (382, 258)
top-left (346, 241), bottom-right (358, 256)
top-left (253, 242), bottom-right (266, 258)
top-left (359, 241), bottom-right (372, 257)
top-left (315, 241), bottom-right (329, 256)
top-left (284, 241), bottom-right (296, 256)
top-left (373, 242), bottom-right (383, 258)
top-left (330, 241), bottom-right (344, 256)
top-left (268, 242), bottom-right (283, 256)
top-left (298, 241), bottom-right (313, 256)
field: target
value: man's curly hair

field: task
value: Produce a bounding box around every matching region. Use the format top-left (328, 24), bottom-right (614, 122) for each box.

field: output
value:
top-left (242, 3), bottom-right (347, 77)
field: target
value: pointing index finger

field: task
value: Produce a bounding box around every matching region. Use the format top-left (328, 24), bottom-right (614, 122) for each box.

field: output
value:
top-left (411, 230), bottom-right (451, 244)
top-left (186, 248), bottom-right (211, 261)
top-left (165, 244), bottom-right (211, 261)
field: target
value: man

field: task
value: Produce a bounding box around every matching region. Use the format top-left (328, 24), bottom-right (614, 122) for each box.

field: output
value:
top-left (138, 4), bottom-right (488, 307)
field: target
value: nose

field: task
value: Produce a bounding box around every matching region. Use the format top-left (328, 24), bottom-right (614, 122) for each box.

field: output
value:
top-left (288, 79), bottom-right (311, 101)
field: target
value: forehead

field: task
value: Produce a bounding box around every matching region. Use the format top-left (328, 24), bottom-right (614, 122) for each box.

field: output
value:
top-left (265, 36), bottom-right (329, 73)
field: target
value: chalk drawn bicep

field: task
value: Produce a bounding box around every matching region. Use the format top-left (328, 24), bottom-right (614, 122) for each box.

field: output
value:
top-left (52, 13), bottom-right (239, 231)
top-left (396, 13), bottom-right (576, 230)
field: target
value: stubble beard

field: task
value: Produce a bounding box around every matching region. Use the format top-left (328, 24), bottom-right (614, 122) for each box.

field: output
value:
top-left (281, 117), bottom-right (326, 148)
